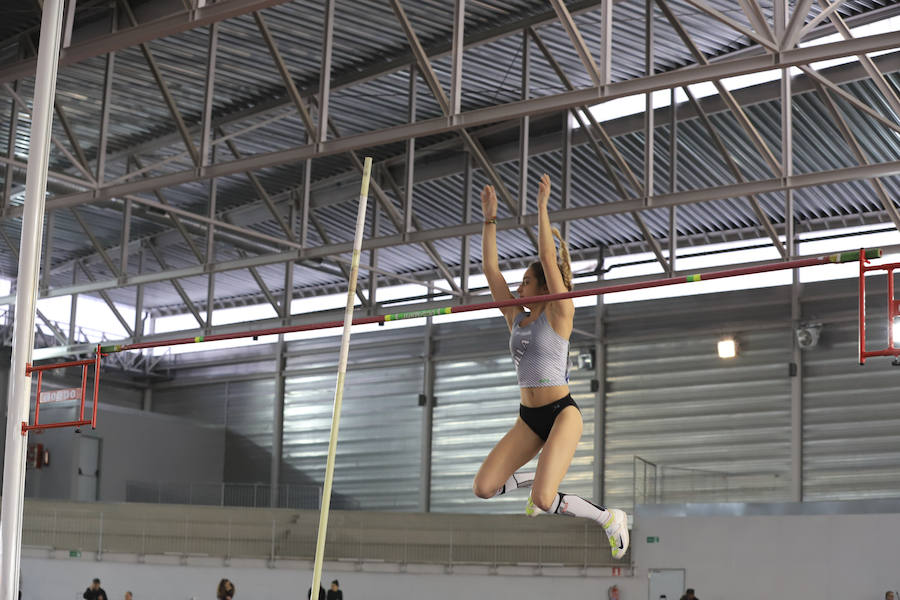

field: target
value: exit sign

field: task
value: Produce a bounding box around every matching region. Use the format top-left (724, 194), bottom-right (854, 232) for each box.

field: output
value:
top-left (646, 536), bottom-right (660, 543)
top-left (69, 550), bottom-right (81, 558)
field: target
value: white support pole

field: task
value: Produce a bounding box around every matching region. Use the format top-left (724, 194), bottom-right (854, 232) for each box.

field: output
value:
top-left (1, 0), bottom-right (65, 596)
top-left (309, 157), bottom-right (372, 596)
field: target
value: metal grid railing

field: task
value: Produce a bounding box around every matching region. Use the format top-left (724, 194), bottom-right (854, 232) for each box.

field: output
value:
top-left (125, 480), bottom-right (324, 510)
top-left (22, 500), bottom-right (628, 567)
top-left (633, 456), bottom-right (783, 505)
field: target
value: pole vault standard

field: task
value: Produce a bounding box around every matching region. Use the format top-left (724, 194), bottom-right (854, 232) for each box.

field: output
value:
top-left (97, 248), bottom-right (882, 354)
top-left (0, 1), bottom-right (65, 596)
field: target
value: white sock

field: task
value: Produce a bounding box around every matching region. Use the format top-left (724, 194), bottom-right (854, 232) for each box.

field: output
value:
top-left (547, 492), bottom-right (611, 525)
top-left (493, 471), bottom-right (535, 497)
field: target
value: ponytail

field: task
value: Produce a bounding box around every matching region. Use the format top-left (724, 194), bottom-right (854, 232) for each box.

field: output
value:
top-left (552, 227), bottom-right (573, 291)
top-left (530, 227), bottom-right (573, 292)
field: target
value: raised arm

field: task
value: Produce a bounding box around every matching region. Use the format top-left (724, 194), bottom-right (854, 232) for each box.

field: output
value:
top-left (481, 185), bottom-right (522, 330)
top-left (536, 174), bottom-right (574, 319)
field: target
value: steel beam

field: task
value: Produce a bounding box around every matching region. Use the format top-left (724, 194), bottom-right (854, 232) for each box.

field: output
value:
top-left (52, 101), bottom-right (93, 180)
top-left (308, 211), bottom-right (369, 308)
top-left (667, 88), bottom-right (677, 276)
top-left (330, 117), bottom-right (461, 295)
top-left (70, 207), bottom-right (120, 277)
top-left (69, 264), bottom-right (78, 343)
top-left (131, 154), bottom-right (205, 262)
top-left (404, 65), bottom-right (416, 235)
top-left (254, 10), bottom-right (316, 135)
top-left (645, 0), bottom-right (655, 201)
top-left (419, 282), bottom-right (435, 513)
top-left (40, 210), bottom-right (54, 294)
top-left (815, 83), bottom-right (900, 230)
top-left (593, 264), bottom-right (606, 505)
top-left (300, 157), bottom-right (311, 247)
top-left (790, 0), bottom-right (850, 47)
top-left (199, 22), bottom-right (219, 167)
top-left (146, 241), bottom-right (205, 328)
top-left (0, 0), bottom-right (296, 85)
top-left (120, 0), bottom-right (201, 166)
top-left (134, 247), bottom-right (145, 338)
top-left (681, 85), bottom-right (787, 256)
top-left (76, 261), bottom-right (134, 336)
top-left (737, 0), bottom-right (776, 42)
top-left (316, 0), bottom-right (335, 145)
top-left (99, 0), bottom-right (617, 168)
top-left (367, 200), bottom-right (380, 314)
top-left (219, 129), bottom-right (294, 239)
top-left (244, 255), bottom-right (282, 315)
top-left (821, 4), bottom-right (900, 124)
top-left (459, 154), bottom-right (472, 299)
top-left (388, 0), bottom-right (537, 249)
top-left (550, 0), bottom-right (602, 86)
top-left (519, 29), bottom-right (530, 218)
top-left (599, 0), bottom-right (612, 86)
top-left (777, 0), bottom-right (795, 256)
top-left (3, 83), bottom-right (98, 185)
top-left (681, 0), bottom-right (779, 51)
top-left (120, 197), bottom-right (132, 278)
top-left (530, 26), bottom-right (669, 272)
top-left (783, 0), bottom-right (816, 50)
top-left (560, 111), bottom-right (572, 243)
top-left (7, 157), bottom-right (900, 309)
top-left (657, 0), bottom-right (781, 176)
top-left (796, 65), bottom-right (900, 136)
top-left (10, 28), bottom-right (900, 221)
top-left (449, 0), bottom-right (465, 115)
top-left (2, 75), bottom-right (17, 213)
top-left (96, 10), bottom-right (116, 184)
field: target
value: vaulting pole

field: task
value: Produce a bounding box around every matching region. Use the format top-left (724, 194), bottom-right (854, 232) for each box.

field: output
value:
top-left (309, 156), bottom-right (372, 597)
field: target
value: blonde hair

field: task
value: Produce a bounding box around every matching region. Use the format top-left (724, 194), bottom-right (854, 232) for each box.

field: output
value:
top-left (530, 227), bottom-right (573, 292)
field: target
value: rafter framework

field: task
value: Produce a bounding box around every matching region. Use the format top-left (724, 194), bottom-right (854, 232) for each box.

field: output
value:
top-left (1, 0), bottom-right (899, 354)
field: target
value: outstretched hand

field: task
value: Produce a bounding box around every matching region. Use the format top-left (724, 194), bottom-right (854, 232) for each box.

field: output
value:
top-left (481, 184), bottom-right (497, 219)
top-left (537, 173), bottom-right (551, 211)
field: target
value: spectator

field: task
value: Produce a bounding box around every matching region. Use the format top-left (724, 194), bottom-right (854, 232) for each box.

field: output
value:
top-left (216, 579), bottom-right (234, 600)
top-left (680, 589), bottom-right (698, 600)
top-left (83, 579), bottom-right (107, 600)
top-left (124, 593), bottom-right (132, 600)
top-left (886, 592), bottom-right (895, 600)
top-left (307, 585), bottom-right (326, 600)
top-left (327, 580), bottom-right (342, 600)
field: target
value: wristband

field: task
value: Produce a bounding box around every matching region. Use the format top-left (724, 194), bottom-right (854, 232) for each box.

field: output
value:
top-left (484, 218), bottom-right (497, 225)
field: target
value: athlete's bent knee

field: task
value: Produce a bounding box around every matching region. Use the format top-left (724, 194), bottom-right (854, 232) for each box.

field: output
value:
top-left (472, 479), bottom-right (497, 499)
top-left (531, 489), bottom-right (557, 512)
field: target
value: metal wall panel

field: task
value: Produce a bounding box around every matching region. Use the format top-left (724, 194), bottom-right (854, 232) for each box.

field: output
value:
top-left (150, 277), bottom-right (900, 512)
top-left (802, 277), bottom-right (900, 501)
top-left (603, 287), bottom-right (794, 513)
top-left (152, 330), bottom-right (425, 510)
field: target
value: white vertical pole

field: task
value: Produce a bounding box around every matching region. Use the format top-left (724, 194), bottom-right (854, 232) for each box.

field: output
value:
top-left (309, 157), bottom-right (372, 597)
top-left (1, 0), bottom-right (65, 596)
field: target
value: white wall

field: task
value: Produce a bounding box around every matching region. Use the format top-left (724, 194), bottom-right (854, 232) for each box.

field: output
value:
top-left (633, 510), bottom-right (900, 600)
top-left (24, 404), bottom-right (225, 502)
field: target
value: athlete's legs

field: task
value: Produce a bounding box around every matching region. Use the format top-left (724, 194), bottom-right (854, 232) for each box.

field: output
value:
top-left (529, 405), bottom-right (582, 511)
top-left (525, 405), bottom-right (630, 559)
top-left (473, 417), bottom-right (543, 499)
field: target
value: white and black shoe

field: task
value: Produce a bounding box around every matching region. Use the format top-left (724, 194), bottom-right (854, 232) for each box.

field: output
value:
top-left (601, 508), bottom-right (630, 559)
